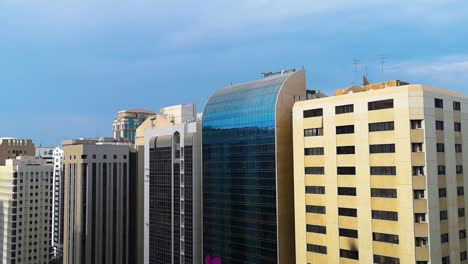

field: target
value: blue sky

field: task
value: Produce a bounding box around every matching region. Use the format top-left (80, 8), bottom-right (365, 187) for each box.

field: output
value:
top-left (1, 0), bottom-right (468, 146)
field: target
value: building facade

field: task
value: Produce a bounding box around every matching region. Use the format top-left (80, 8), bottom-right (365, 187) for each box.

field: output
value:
top-left (293, 81), bottom-right (468, 264)
top-left (143, 105), bottom-right (202, 264)
top-left (0, 138), bottom-right (35, 166)
top-left (0, 157), bottom-right (53, 264)
top-left (202, 70), bottom-right (306, 263)
top-left (52, 147), bottom-right (64, 257)
top-left (63, 138), bottom-right (138, 264)
top-left (113, 109), bottom-right (156, 143)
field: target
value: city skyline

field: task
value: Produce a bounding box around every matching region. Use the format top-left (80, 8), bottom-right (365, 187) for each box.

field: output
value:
top-left (2, 0), bottom-right (468, 146)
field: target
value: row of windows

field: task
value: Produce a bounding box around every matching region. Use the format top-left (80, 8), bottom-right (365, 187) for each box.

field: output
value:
top-left (304, 121), bottom-right (395, 137)
top-left (304, 99), bottom-right (394, 118)
top-left (306, 144), bottom-right (399, 155)
top-left (305, 166), bottom-right (397, 175)
top-left (306, 187), bottom-right (397, 198)
top-left (306, 205), bottom-right (400, 222)
top-left (440, 208), bottom-right (466, 220)
top-left (435, 98), bottom-right (462, 111)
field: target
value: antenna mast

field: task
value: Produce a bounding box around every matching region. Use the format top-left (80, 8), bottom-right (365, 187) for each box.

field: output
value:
top-left (379, 54), bottom-right (387, 81)
top-left (352, 59), bottom-right (360, 86)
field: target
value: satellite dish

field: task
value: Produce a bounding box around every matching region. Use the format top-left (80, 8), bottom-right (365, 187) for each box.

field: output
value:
top-left (363, 75), bottom-right (370, 85)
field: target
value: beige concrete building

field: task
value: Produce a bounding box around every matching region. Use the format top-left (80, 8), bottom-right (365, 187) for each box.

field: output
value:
top-left (62, 138), bottom-right (138, 264)
top-left (0, 138), bottom-right (35, 166)
top-left (293, 81), bottom-right (468, 264)
top-left (0, 156), bottom-right (53, 264)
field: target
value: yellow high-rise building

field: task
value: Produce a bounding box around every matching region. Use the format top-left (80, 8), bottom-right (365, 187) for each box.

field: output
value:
top-left (293, 81), bottom-right (467, 264)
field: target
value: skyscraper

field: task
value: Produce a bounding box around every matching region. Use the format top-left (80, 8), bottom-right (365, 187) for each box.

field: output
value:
top-left (143, 104), bottom-right (202, 264)
top-left (0, 156), bottom-right (53, 264)
top-left (202, 70), bottom-right (306, 263)
top-left (293, 81), bottom-right (467, 264)
top-left (113, 109), bottom-right (156, 143)
top-left (52, 147), bottom-right (64, 257)
top-left (62, 138), bottom-right (138, 264)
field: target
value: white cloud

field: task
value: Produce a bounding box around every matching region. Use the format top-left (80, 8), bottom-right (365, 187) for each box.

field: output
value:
top-left (385, 55), bottom-right (468, 92)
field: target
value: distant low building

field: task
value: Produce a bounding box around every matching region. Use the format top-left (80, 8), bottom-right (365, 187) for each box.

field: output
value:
top-left (0, 138), bottom-right (35, 165)
top-left (113, 109), bottom-right (155, 143)
top-left (35, 147), bottom-right (55, 166)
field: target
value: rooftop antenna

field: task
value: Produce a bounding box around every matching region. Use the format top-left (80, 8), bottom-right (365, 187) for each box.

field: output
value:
top-left (352, 59), bottom-right (360, 86)
top-left (379, 54), bottom-right (387, 81)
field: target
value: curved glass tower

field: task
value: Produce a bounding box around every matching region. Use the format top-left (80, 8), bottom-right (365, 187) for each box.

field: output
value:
top-left (202, 70), bottom-right (306, 264)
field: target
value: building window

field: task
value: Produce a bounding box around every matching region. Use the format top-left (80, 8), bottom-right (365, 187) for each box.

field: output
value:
top-left (442, 256), bottom-right (450, 264)
top-left (337, 167), bottom-right (356, 175)
top-left (338, 207), bottom-right (357, 217)
top-left (454, 122), bottom-right (462, 132)
top-left (306, 224), bottom-right (326, 234)
top-left (436, 121), bottom-right (444, 130)
top-left (461, 251), bottom-right (467, 261)
top-left (438, 166), bottom-right (446, 175)
top-left (415, 213), bottom-right (426, 223)
top-left (441, 233), bottom-right (449, 243)
top-left (440, 210), bottom-right (448, 220)
top-left (307, 244), bottom-right (327, 254)
top-left (412, 166), bottom-right (425, 176)
top-left (457, 165), bottom-right (464, 174)
top-left (338, 187), bottom-right (357, 196)
top-left (336, 104), bottom-right (354, 114)
top-left (304, 128), bottom-right (323, 137)
top-left (435, 98), bottom-right (444, 108)
top-left (458, 186), bottom-right (464, 196)
top-left (414, 190), bottom-right (425, 199)
top-left (304, 147), bottom-right (324, 155)
top-left (412, 143), bottom-right (423, 152)
top-left (336, 146), bottom-right (355, 155)
top-left (370, 144), bottom-right (395, 153)
top-left (368, 99), bottom-right (394, 111)
top-left (372, 210), bottom-right (398, 221)
top-left (339, 228), bottom-right (358, 238)
top-left (439, 188), bottom-right (447, 198)
top-left (369, 121), bottom-right (395, 132)
top-left (374, 255), bottom-right (400, 264)
top-left (371, 188), bottom-right (397, 198)
top-left (459, 229), bottom-right (466, 239)
top-left (436, 143), bottom-right (445, 152)
top-left (304, 108), bottom-right (323, 118)
top-left (415, 237), bottom-right (428, 247)
top-left (411, 120), bottom-right (423, 129)
top-left (306, 205), bottom-right (326, 214)
top-left (305, 167), bottom-right (324, 175)
top-left (336, 125), bottom-right (354, 134)
top-left (459, 208), bottom-right (465, 217)
top-left (370, 166), bottom-right (396, 176)
top-left (340, 249), bottom-right (359, 260)
top-left (305, 186), bottom-right (325, 194)
top-left (454, 101), bottom-right (461, 111)
top-left (456, 144), bottom-right (463, 153)
top-left (373, 232), bottom-right (399, 244)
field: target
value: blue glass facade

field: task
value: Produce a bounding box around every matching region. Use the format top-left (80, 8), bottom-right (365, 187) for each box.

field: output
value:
top-left (202, 74), bottom-right (294, 264)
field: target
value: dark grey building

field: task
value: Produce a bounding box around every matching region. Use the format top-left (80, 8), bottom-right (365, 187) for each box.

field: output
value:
top-left (63, 138), bottom-right (138, 264)
top-left (144, 115), bottom-right (202, 264)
